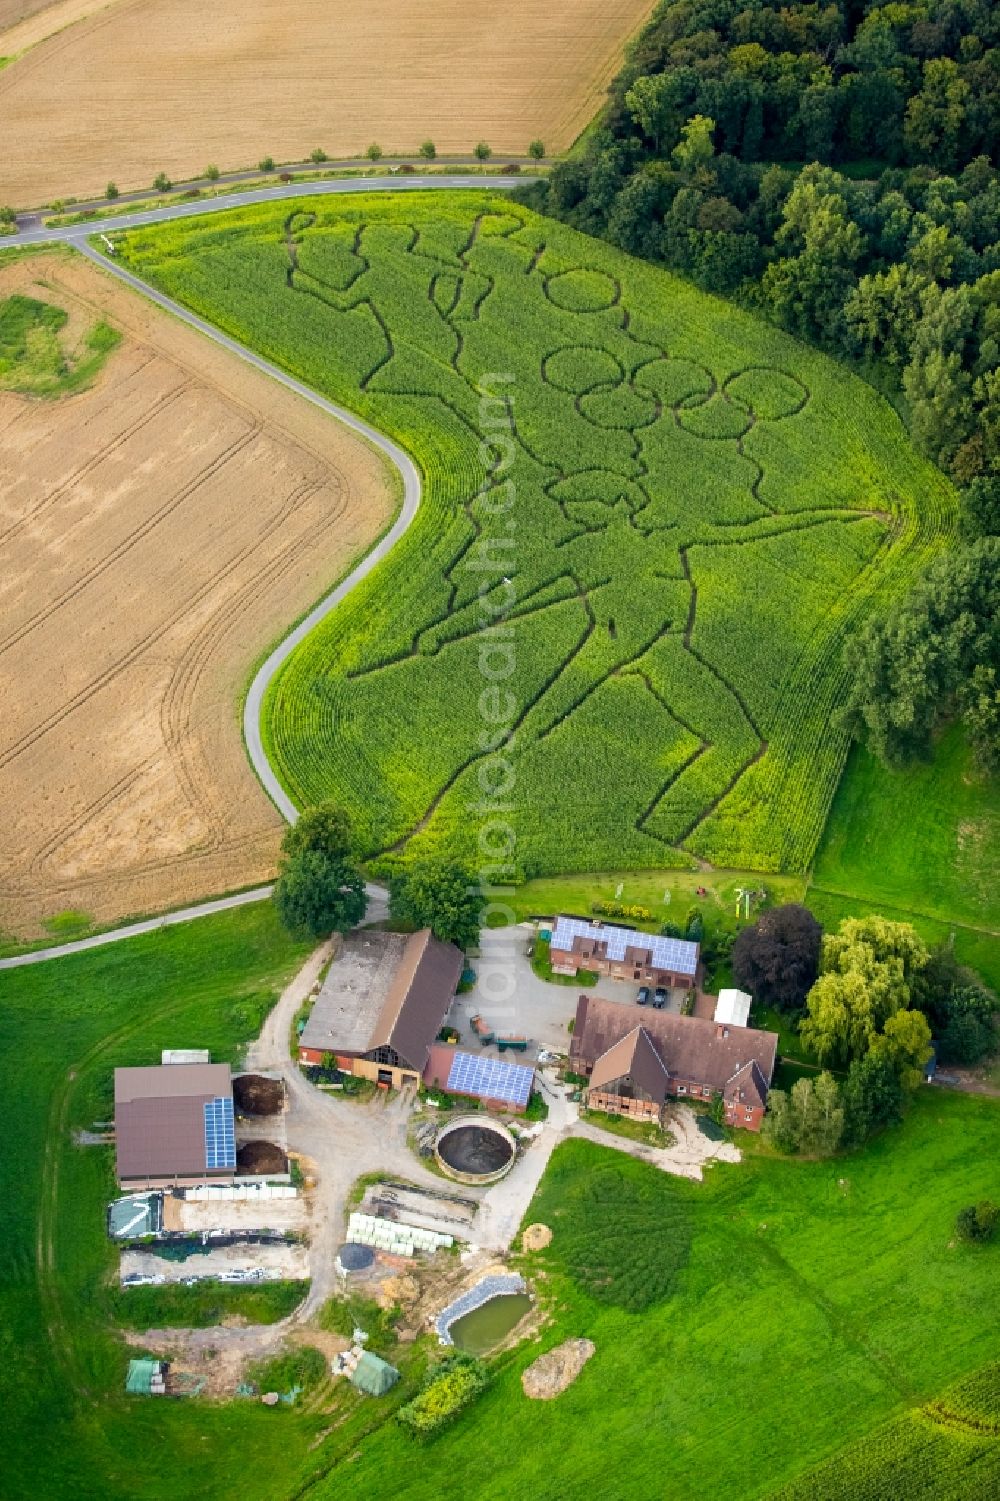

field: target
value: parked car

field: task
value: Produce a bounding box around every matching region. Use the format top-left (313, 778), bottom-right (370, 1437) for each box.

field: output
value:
top-left (637, 986), bottom-right (651, 1006)
top-left (653, 987), bottom-right (668, 1009)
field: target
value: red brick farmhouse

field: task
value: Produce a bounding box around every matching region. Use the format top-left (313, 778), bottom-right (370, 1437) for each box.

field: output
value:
top-left (570, 994), bottom-right (778, 1132)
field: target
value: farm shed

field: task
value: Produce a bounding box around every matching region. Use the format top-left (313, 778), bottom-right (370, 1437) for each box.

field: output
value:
top-left (299, 928), bottom-right (462, 1090)
top-left (424, 1045), bottom-right (535, 1113)
top-left (114, 1062), bottom-right (236, 1189)
top-left (714, 989), bottom-right (753, 1028)
top-left (349, 1351), bottom-right (400, 1396)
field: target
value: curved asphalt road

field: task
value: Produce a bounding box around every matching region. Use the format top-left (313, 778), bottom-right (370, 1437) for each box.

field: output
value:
top-left (0, 175), bottom-right (534, 969)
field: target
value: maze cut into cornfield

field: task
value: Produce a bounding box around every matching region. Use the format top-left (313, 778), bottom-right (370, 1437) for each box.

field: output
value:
top-left (116, 193), bottom-right (956, 876)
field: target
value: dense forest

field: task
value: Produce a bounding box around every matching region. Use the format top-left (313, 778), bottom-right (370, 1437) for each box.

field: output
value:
top-left (519, 0), bottom-right (1000, 765)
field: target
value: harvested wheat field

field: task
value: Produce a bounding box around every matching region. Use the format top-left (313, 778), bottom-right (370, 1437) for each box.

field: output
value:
top-left (0, 249), bottom-right (394, 940)
top-left (0, 0), bottom-right (657, 206)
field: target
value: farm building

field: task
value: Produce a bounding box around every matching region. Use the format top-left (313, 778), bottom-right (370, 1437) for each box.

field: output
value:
top-left (570, 995), bottom-right (778, 1131)
top-left (299, 928), bottom-right (462, 1090)
top-left (114, 1062), bottom-right (235, 1189)
top-left (714, 989), bottom-right (753, 1028)
top-left (424, 1045), bottom-right (535, 1113)
top-left (549, 915), bottom-right (700, 989)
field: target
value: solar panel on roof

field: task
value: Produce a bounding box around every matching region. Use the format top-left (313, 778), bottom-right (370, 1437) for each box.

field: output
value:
top-left (203, 1096), bottom-right (236, 1170)
top-left (446, 1050), bottom-right (533, 1107)
top-left (551, 915), bottom-right (698, 976)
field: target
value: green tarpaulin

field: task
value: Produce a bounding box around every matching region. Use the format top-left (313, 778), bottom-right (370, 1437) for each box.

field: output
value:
top-left (348, 1351), bottom-right (399, 1397)
top-left (125, 1359), bottom-right (162, 1395)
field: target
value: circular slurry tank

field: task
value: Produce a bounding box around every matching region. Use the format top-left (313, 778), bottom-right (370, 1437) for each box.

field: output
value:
top-left (435, 1116), bottom-right (517, 1184)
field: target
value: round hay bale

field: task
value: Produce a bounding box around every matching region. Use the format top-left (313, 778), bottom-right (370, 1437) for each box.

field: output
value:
top-left (236, 1139), bottom-right (287, 1174)
top-left (521, 1223), bottom-right (553, 1253)
top-left (521, 1338), bottom-right (595, 1400)
top-left (233, 1074), bottom-right (285, 1115)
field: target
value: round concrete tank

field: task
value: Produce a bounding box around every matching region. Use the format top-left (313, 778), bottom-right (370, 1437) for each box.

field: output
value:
top-left (435, 1116), bottom-right (516, 1184)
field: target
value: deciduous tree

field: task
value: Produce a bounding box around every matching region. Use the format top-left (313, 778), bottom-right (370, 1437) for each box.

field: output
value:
top-left (842, 1052), bottom-right (905, 1147)
top-left (281, 801), bottom-right (356, 862)
top-left (800, 917), bottom-right (929, 1067)
top-left (731, 904), bottom-right (822, 1014)
top-left (273, 850), bottom-right (367, 939)
top-left (389, 861), bottom-right (481, 951)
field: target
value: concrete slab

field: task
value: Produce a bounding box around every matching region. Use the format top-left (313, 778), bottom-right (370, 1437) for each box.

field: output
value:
top-left (163, 1194), bottom-right (311, 1235)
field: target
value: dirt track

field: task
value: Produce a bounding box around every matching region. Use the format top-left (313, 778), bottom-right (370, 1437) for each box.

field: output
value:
top-left (0, 250), bottom-right (394, 939)
top-left (0, 0), bottom-right (657, 206)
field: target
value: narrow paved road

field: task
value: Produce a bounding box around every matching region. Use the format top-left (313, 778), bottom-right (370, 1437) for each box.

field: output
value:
top-left (13, 160), bottom-right (547, 228)
top-left (0, 887), bottom-right (274, 970)
top-left (10, 173), bottom-right (534, 247)
top-left (0, 174), bottom-right (532, 967)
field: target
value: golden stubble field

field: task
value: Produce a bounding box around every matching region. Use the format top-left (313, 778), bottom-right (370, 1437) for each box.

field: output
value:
top-left (0, 250), bottom-right (395, 940)
top-left (0, 0), bottom-right (657, 206)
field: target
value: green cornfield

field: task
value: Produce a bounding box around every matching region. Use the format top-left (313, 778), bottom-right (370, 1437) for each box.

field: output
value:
top-left (116, 193), bottom-right (955, 876)
top-left (772, 1362), bottom-right (1000, 1500)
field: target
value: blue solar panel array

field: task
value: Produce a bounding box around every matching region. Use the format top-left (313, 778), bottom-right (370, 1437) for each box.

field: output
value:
top-left (446, 1050), bottom-right (533, 1108)
top-left (203, 1096), bottom-right (236, 1170)
top-left (551, 915), bottom-right (699, 975)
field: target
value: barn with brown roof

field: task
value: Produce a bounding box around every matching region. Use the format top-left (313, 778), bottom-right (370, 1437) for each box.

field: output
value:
top-left (299, 928), bottom-right (463, 1090)
top-left (115, 1062), bottom-right (236, 1188)
top-left (571, 995), bottom-right (778, 1131)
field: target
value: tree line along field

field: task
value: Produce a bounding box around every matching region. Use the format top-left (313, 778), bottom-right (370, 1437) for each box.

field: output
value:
top-left (0, 0), bottom-right (657, 205)
top-left (0, 249), bottom-right (393, 941)
top-left (115, 192), bottom-right (956, 879)
top-left (3, 901), bottom-right (998, 1501)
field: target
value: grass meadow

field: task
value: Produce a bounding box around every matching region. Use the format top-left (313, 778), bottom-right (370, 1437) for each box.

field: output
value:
top-left (811, 725), bottom-right (999, 991)
top-left (310, 1110), bottom-right (1000, 1500)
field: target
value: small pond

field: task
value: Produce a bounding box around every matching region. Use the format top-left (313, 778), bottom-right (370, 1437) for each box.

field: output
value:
top-left (448, 1293), bottom-right (533, 1355)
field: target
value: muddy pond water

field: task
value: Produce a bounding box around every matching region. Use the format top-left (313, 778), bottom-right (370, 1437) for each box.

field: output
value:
top-left (448, 1293), bottom-right (533, 1355)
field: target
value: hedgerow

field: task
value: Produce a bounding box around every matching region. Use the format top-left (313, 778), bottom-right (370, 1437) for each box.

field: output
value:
top-left (396, 1353), bottom-right (489, 1439)
top-left (115, 192), bottom-right (955, 875)
top-left (592, 901), bottom-right (653, 920)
